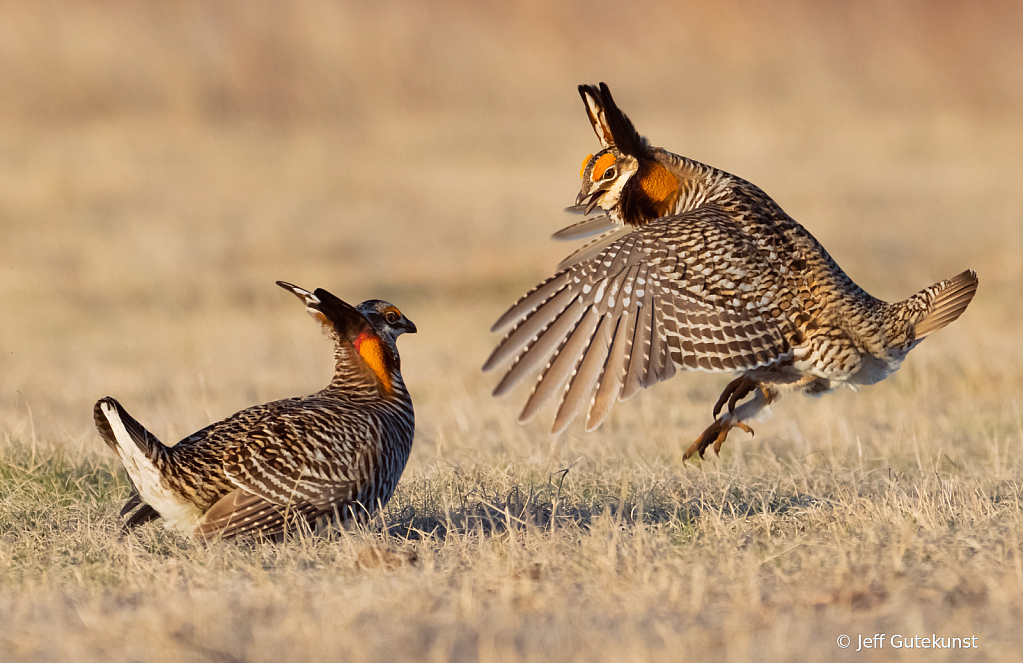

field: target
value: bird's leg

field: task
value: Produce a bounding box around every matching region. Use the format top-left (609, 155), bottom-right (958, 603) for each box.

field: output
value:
top-left (712, 376), bottom-right (758, 419)
top-left (684, 382), bottom-right (775, 462)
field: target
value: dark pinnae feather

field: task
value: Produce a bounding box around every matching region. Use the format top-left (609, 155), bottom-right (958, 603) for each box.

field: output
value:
top-left (313, 287), bottom-right (368, 335)
top-left (596, 82), bottom-right (645, 157)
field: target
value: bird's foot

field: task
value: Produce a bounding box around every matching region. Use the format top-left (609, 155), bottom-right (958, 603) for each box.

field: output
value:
top-left (683, 419), bottom-right (755, 463)
top-left (712, 376), bottom-right (759, 418)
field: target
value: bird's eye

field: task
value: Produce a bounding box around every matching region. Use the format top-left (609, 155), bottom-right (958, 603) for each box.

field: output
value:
top-left (602, 167), bottom-right (617, 180)
top-left (384, 311), bottom-right (399, 325)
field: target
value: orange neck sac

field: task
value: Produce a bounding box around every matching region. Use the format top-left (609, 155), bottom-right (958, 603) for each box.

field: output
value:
top-left (638, 162), bottom-right (679, 211)
top-left (352, 330), bottom-right (394, 392)
top-left (622, 161), bottom-right (680, 226)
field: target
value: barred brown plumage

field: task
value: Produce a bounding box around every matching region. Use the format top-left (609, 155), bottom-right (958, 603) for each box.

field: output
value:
top-left (94, 281), bottom-right (416, 540)
top-left (484, 82), bottom-right (978, 461)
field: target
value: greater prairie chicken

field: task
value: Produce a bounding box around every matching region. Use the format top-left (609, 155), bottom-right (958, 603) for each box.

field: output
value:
top-left (484, 82), bottom-right (978, 461)
top-left (95, 281), bottom-right (416, 539)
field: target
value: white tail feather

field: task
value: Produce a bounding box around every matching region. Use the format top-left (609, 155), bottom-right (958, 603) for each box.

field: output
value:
top-left (97, 400), bottom-right (200, 531)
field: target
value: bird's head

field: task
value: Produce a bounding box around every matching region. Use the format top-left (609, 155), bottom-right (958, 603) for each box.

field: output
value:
top-left (576, 147), bottom-right (640, 218)
top-left (277, 281), bottom-right (416, 393)
top-left (355, 299), bottom-right (417, 357)
top-left (575, 83), bottom-right (680, 227)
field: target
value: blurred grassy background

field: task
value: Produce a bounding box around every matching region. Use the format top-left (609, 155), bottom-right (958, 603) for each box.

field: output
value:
top-left (2, 1), bottom-right (1023, 661)
top-left (2, 0), bottom-right (1020, 444)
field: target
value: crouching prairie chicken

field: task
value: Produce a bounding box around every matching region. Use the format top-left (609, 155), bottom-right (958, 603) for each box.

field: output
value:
top-left (95, 281), bottom-right (416, 540)
top-left (484, 82), bottom-right (978, 461)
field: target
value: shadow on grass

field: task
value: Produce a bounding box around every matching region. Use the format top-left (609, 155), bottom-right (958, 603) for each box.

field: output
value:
top-left (378, 467), bottom-right (826, 542)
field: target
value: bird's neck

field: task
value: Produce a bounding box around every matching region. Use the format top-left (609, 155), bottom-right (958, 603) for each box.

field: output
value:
top-left (327, 339), bottom-right (403, 398)
top-left (621, 152), bottom-right (731, 226)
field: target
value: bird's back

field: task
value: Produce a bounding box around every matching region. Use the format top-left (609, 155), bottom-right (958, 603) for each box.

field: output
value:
top-left (162, 384), bottom-right (415, 522)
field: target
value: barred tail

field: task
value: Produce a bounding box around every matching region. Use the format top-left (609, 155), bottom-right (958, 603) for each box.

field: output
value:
top-left (913, 270), bottom-right (978, 339)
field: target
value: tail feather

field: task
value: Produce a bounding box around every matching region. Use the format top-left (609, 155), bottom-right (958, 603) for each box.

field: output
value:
top-left (119, 490), bottom-right (163, 530)
top-left (914, 269), bottom-right (979, 339)
top-left (94, 397), bottom-right (164, 459)
top-left (119, 491), bottom-right (142, 516)
top-left (124, 501), bottom-right (162, 529)
top-left (95, 397), bottom-right (169, 530)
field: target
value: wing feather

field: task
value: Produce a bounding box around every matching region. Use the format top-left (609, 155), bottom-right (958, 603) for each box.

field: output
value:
top-left (187, 404), bottom-right (371, 540)
top-left (485, 284), bottom-right (576, 371)
top-left (493, 296), bottom-right (584, 396)
top-left (519, 305), bottom-right (600, 424)
top-left (550, 260), bottom-right (640, 432)
top-left (552, 310), bottom-right (614, 434)
top-left (552, 213), bottom-right (618, 242)
top-left (195, 488), bottom-right (322, 541)
top-left (488, 207), bottom-right (794, 431)
top-left (555, 226), bottom-right (632, 272)
top-left (490, 270), bottom-right (574, 334)
top-left (621, 272), bottom-right (654, 401)
top-left (645, 287), bottom-right (673, 385)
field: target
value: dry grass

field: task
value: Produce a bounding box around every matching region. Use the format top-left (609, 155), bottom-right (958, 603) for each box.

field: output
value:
top-left (2, 1), bottom-right (1023, 661)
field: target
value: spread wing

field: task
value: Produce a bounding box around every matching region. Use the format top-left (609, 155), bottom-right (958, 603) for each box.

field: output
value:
top-left (553, 209), bottom-right (618, 242)
top-left (484, 206), bottom-right (795, 434)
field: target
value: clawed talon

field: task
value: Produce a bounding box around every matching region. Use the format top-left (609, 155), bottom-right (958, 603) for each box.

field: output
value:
top-left (685, 376), bottom-right (771, 463)
top-left (684, 419), bottom-right (726, 461)
top-left (712, 376), bottom-right (758, 418)
top-left (683, 418), bottom-right (756, 463)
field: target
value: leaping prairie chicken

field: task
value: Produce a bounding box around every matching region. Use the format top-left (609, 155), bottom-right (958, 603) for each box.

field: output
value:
top-left (484, 82), bottom-right (978, 461)
top-left (95, 281), bottom-right (416, 540)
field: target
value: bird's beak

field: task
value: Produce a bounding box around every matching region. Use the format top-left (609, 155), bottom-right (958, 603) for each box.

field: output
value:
top-left (576, 191), bottom-right (601, 215)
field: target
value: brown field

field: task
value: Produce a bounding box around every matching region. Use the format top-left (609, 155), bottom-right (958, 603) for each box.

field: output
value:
top-left (2, 1), bottom-right (1023, 661)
